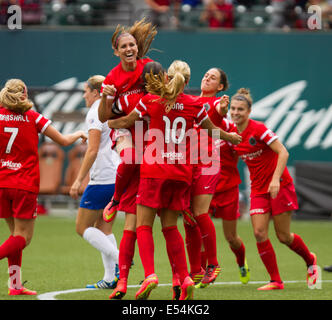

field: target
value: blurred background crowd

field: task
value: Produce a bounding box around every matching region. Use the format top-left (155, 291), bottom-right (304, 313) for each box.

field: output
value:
top-left (0, 0), bottom-right (331, 30)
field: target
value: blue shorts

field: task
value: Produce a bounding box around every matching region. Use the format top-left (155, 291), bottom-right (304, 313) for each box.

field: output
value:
top-left (80, 184), bottom-right (115, 210)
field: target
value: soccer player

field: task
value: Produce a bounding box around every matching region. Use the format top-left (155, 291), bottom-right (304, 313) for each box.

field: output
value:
top-left (229, 88), bottom-right (318, 290)
top-left (108, 60), bottom-right (242, 300)
top-left (97, 18), bottom-right (158, 300)
top-left (184, 68), bottom-right (250, 289)
top-left (69, 75), bottom-right (121, 289)
top-left (0, 79), bottom-right (87, 295)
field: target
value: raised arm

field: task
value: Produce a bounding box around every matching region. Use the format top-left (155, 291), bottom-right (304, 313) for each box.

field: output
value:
top-left (108, 110), bottom-right (140, 129)
top-left (201, 117), bottom-right (242, 145)
top-left (98, 84), bottom-right (117, 123)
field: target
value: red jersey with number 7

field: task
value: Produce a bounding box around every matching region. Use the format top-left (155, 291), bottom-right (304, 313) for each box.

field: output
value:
top-left (0, 107), bottom-right (51, 193)
top-left (135, 93), bottom-right (208, 183)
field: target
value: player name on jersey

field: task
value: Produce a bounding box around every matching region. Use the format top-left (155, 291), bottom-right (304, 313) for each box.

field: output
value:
top-left (0, 114), bottom-right (30, 122)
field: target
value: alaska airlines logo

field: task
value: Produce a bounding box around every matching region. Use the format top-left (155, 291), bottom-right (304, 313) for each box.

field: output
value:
top-left (251, 80), bottom-right (332, 150)
top-left (34, 78), bottom-right (331, 151)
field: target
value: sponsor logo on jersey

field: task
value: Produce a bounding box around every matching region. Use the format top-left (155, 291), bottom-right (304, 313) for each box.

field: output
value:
top-left (240, 149), bottom-right (263, 162)
top-left (1, 159), bottom-right (22, 170)
top-left (161, 151), bottom-right (184, 161)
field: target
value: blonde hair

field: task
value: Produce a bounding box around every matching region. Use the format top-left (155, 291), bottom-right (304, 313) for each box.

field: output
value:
top-left (111, 18), bottom-right (157, 59)
top-left (87, 75), bottom-right (105, 93)
top-left (0, 79), bottom-right (33, 114)
top-left (145, 60), bottom-right (190, 113)
top-left (231, 88), bottom-right (253, 108)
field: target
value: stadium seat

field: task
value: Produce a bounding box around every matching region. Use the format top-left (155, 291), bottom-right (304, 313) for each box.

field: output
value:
top-left (60, 143), bottom-right (89, 195)
top-left (39, 142), bottom-right (65, 194)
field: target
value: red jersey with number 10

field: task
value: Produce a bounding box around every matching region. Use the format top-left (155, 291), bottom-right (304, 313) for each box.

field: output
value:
top-left (135, 93), bottom-right (208, 183)
top-left (0, 107), bottom-right (51, 194)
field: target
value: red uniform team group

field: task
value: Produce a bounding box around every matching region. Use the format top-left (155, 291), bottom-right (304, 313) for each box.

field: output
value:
top-left (0, 18), bottom-right (318, 300)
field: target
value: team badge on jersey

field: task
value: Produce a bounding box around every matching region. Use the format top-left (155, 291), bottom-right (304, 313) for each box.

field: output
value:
top-left (203, 103), bottom-right (211, 112)
top-left (249, 136), bottom-right (257, 146)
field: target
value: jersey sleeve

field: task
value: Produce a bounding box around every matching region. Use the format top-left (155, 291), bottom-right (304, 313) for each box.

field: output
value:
top-left (32, 110), bottom-right (51, 133)
top-left (257, 122), bottom-right (278, 145)
top-left (86, 107), bottom-right (103, 131)
top-left (135, 96), bottom-right (150, 118)
top-left (196, 106), bottom-right (208, 126)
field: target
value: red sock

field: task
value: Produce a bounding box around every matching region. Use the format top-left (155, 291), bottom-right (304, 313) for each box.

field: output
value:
top-left (230, 241), bottom-right (246, 267)
top-left (162, 226), bottom-right (189, 284)
top-left (195, 213), bottom-right (218, 266)
top-left (201, 249), bottom-right (207, 270)
top-left (136, 225), bottom-right (155, 278)
top-left (8, 249), bottom-right (23, 289)
top-left (257, 239), bottom-right (282, 283)
top-left (183, 222), bottom-right (202, 274)
top-left (113, 148), bottom-right (138, 201)
top-left (289, 234), bottom-right (314, 267)
top-left (0, 235), bottom-right (26, 260)
top-left (118, 230), bottom-right (136, 280)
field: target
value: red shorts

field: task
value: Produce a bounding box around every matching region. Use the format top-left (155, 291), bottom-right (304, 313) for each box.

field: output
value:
top-left (250, 183), bottom-right (299, 216)
top-left (192, 165), bottom-right (220, 196)
top-left (118, 167), bottom-right (140, 215)
top-left (0, 188), bottom-right (38, 220)
top-left (209, 186), bottom-right (240, 220)
top-left (137, 178), bottom-right (191, 211)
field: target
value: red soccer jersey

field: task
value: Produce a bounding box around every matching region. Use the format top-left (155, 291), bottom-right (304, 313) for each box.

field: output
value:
top-left (231, 119), bottom-right (292, 195)
top-left (101, 58), bottom-right (153, 99)
top-left (135, 93), bottom-right (208, 183)
top-left (0, 107), bottom-right (51, 194)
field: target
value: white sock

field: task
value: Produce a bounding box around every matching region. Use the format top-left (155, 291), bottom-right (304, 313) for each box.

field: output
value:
top-left (102, 233), bottom-right (119, 282)
top-left (82, 227), bottom-right (118, 261)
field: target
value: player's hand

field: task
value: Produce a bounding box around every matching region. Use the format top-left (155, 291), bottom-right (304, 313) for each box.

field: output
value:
top-left (268, 179), bottom-right (280, 199)
top-left (226, 132), bottom-right (242, 145)
top-left (217, 95), bottom-right (229, 116)
top-left (78, 131), bottom-right (88, 143)
top-left (102, 85), bottom-right (116, 98)
top-left (69, 180), bottom-right (81, 200)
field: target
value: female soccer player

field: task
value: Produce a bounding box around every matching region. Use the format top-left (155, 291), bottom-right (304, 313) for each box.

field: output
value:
top-left (0, 79), bottom-right (87, 295)
top-left (184, 68), bottom-right (250, 289)
top-left (108, 60), bottom-right (242, 300)
top-left (229, 88), bottom-right (318, 290)
top-left (97, 18), bottom-right (158, 300)
top-left (69, 75), bottom-right (121, 289)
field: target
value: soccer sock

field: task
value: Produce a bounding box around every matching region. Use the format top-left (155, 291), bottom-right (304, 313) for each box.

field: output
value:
top-left (118, 230), bottom-right (136, 280)
top-left (230, 240), bottom-right (246, 267)
top-left (8, 249), bottom-right (23, 289)
top-left (201, 248), bottom-right (207, 270)
top-left (288, 233), bottom-right (314, 267)
top-left (136, 225), bottom-right (155, 278)
top-left (83, 227), bottom-right (119, 261)
top-left (256, 239), bottom-right (282, 283)
top-left (101, 233), bottom-right (118, 282)
top-left (195, 213), bottom-right (219, 266)
top-left (183, 222), bottom-right (202, 274)
top-left (0, 235), bottom-right (26, 260)
top-left (162, 226), bottom-right (189, 284)
top-left (113, 148), bottom-right (138, 201)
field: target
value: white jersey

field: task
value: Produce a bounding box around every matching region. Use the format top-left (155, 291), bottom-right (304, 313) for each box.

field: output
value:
top-left (85, 99), bottom-right (120, 185)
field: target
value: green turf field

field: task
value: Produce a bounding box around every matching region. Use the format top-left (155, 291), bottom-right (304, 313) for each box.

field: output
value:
top-left (0, 213), bottom-right (332, 300)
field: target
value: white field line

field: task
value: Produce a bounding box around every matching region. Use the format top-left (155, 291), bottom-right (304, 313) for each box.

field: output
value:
top-left (37, 279), bottom-right (332, 300)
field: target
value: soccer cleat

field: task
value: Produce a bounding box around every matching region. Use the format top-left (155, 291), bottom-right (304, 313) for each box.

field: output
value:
top-left (197, 264), bottom-right (221, 288)
top-left (257, 281), bottom-right (284, 291)
top-left (190, 267), bottom-right (205, 285)
top-left (86, 279), bottom-right (116, 289)
top-left (8, 287), bottom-right (37, 296)
top-left (135, 274), bottom-right (158, 300)
top-left (182, 209), bottom-right (197, 227)
top-left (103, 197), bottom-right (119, 223)
top-left (172, 273), bottom-right (181, 300)
top-left (307, 252), bottom-right (318, 288)
top-left (239, 259), bottom-right (250, 284)
top-left (109, 278), bottom-right (127, 300)
top-left (179, 276), bottom-right (195, 300)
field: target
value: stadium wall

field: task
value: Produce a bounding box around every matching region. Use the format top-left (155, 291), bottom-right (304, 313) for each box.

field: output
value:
top-left (1, 29), bottom-right (332, 212)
